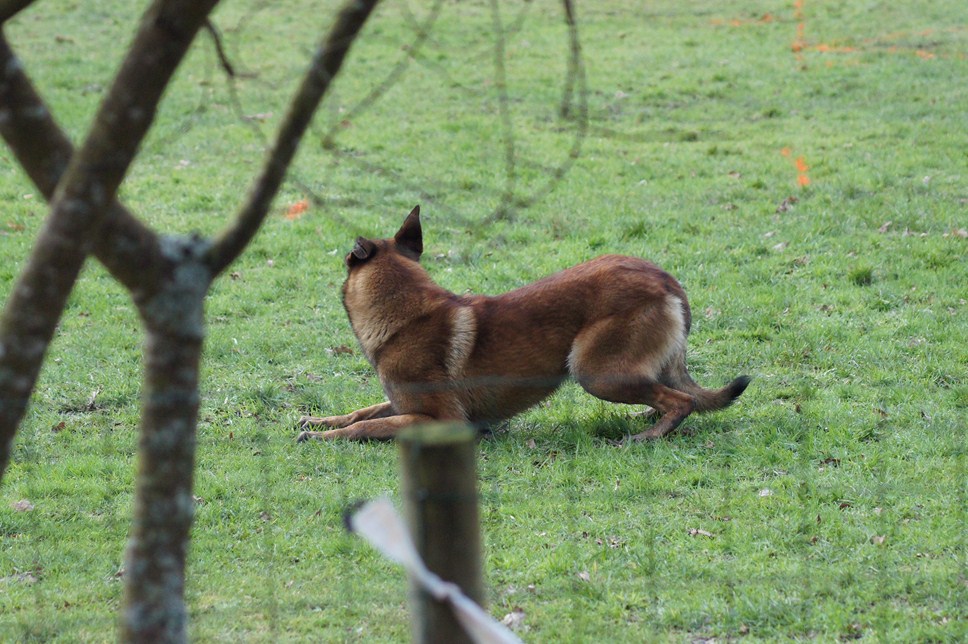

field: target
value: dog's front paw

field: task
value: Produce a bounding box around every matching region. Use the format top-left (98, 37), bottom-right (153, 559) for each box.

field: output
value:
top-left (296, 415), bottom-right (326, 430)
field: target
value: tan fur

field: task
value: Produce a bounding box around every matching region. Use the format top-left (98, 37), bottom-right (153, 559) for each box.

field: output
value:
top-left (297, 207), bottom-right (750, 442)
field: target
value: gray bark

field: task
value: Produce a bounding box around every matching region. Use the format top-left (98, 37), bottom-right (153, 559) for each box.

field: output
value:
top-left (0, 0), bottom-right (381, 640)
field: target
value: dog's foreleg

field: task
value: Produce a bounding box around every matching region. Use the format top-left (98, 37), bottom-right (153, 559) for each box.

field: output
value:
top-left (296, 413), bottom-right (434, 442)
top-left (297, 401), bottom-right (395, 430)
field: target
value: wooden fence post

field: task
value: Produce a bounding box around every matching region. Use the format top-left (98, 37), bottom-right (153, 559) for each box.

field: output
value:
top-left (398, 423), bottom-right (483, 644)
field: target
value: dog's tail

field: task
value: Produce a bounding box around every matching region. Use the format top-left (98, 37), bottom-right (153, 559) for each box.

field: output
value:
top-left (664, 355), bottom-right (750, 413)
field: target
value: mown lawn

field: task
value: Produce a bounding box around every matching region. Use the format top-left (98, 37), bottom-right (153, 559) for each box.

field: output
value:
top-left (1, 0), bottom-right (966, 641)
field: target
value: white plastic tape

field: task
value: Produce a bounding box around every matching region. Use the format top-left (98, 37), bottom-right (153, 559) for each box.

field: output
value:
top-left (348, 497), bottom-right (523, 644)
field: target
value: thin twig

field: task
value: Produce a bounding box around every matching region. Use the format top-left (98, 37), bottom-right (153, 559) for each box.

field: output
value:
top-left (206, 0), bottom-right (383, 276)
top-left (489, 0), bottom-right (517, 220)
top-left (320, 0), bottom-right (445, 146)
top-left (204, 18), bottom-right (234, 77)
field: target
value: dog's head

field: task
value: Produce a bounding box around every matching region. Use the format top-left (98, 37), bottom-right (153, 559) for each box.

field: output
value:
top-left (346, 205), bottom-right (423, 270)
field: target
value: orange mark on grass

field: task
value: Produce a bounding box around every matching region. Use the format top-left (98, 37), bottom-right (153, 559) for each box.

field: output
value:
top-left (795, 157), bottom-right (811, 186)
top-left (780, 148), bottom-right (811, 188)
top-left (284, 199), bottom-right (310, 220)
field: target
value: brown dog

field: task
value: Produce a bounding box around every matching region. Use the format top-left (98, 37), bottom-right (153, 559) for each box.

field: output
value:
top-left (297, 206), bottom-right (749, 442)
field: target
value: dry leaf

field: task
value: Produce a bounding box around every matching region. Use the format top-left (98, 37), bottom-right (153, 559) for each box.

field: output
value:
top-left (776, 195), bottom-right (798, 213)
top-left (952, 228), bottom-right (967, 238)
top-left (12, 499), bottom-right (34, 512)
top-left (85, 387), bottom-right (102, 412)
top-left (501, 607), bottom-right (526, 630)
top-left (878, 221), bottom-right (892, 233)
top-left (285, 199), bottom-right (310, 221)
top-left (871, 535), bottom-right (886, 545)
top-left (3, 572), bottom-right (39, 584)
top-left (689, 528), bottom-right (716, 538)
top-left (759, 488), bottom-right (773, 497)
top-left (526, 438), bottom-right (537, 449)
top-left (577, 571), bottom-right (591, 582)
top-left (51, 421), bottom-right (66, 433)
top-left (772, 241), bottom-right (788, 251)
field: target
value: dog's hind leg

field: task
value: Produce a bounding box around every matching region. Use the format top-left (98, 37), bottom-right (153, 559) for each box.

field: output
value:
top-left (297, 401), bottom-right (394, 430)
top-left (569, 301), bottom-right (694, 440)
top-left (575, 372), bottom-right (695, 440)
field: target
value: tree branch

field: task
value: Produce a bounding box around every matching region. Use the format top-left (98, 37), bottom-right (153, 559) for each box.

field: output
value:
top-left (0, 0), bottom-right (36, 24)
top-left (206, 0), bottom-right (382, 276)
top-left (0, 0), bottom-right (222, 479)
top-left (0, 33), bottom-right (164, 301)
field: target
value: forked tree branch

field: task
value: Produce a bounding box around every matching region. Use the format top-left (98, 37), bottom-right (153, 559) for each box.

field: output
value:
top-left (0, 0), bottom-right (222, 479)
top-left (0, 34), bottom-right (164, 300)
top-left (206, 0), bottom-right (382, 276)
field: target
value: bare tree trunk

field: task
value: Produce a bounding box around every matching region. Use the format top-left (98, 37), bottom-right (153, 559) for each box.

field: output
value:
top-left (0, 0), bottom-right (381, 640)
top-left (122, 237), bottom-right (211, 642)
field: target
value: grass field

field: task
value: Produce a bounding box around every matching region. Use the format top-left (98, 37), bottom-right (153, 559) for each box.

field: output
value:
top-left (2, 0), bottom-right (966, 641)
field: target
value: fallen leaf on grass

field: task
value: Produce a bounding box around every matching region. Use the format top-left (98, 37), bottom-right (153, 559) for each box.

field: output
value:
top-left (12, 500), bottom-right (34, 512)
top-left (951, 228), bottom-right (967, 238)
top-left (85, 387), bottom-right (102, 412)
top-left (1, 572), bottom-right (39, 584)
top-left (878, 221), bottom-right (892, 233)
top-left (759, 488), bottom-right (773, 497)
top-left (501, 607), bottom-right (526, 630)
top-left (689, 528), bottom-right (716, 538)
top-left (776, 195), bottom-right (798, 213)
top-left (51, 421), bottom-right (66, 433)
top-left (285, 199), bottom-right (310, 220)
top-left (577, 571), bottom-right (591, 582)
top-left (871, 535), bottom-right (886, 545)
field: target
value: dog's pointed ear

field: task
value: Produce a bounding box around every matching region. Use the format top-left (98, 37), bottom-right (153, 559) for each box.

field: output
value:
top-left (347, 237), bottom-right (377, 267)
top-left (394, 206), bottom-right (422, 259)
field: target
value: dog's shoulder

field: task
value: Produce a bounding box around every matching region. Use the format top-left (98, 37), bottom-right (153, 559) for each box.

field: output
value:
top-left (446, 304), bottom-right (477, 377)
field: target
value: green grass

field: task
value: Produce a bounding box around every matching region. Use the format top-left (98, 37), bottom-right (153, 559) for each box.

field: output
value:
top-left (2, 0), bottom-right (967, 641)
